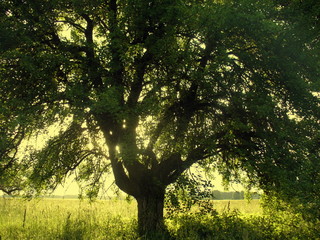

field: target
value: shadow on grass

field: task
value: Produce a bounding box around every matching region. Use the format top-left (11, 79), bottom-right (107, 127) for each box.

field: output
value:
top-left (167, 210), bottom-right (320, 240)
top-left (55, 209), bottom-right (320, 240)
top-left (60, 213), bottom-right (86, 240)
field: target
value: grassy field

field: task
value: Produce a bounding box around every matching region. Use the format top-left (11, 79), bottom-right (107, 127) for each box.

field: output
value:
top-left (0, 197), bottom-right (318, 239)
top-left (209, 199), bottom-right (262, 215)
top-left (0, 197), bottom-right (137, 239)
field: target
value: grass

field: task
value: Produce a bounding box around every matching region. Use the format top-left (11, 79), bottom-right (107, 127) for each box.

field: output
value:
top-left (0, 197), bottom-right (138, 240)
top-left (0, 197), bottom-right (318, 239)
top-left (209, 199), bottom-right (263, 215)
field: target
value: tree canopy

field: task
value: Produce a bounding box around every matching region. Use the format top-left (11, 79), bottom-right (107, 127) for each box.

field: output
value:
top-left (1, 0), bottom-right (320, 236)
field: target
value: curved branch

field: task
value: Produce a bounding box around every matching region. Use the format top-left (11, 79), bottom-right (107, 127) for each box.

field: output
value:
top-left (155, 148), bottom-right (207, 186)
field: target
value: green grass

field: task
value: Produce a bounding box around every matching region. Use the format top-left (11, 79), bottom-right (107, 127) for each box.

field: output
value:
top-left (0, 197), bottom-right (138, 240)
top-left (208, 199), bottom-right (263, 215)
top-left (0, 197), bottom-right (318, 239)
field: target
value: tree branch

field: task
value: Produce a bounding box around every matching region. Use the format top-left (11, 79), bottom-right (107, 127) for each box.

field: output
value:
top-left (127, 51), bottom-right (152, 109)
top-left (0, 186), bottom-right (21, 195)
top-left (81, 13), bottom-right (104, 88)
top-left (147, 39), bottom-right (215, 150)
top-left (56, 19), bottom-right (86, 33)
top-left (109, 150), bottom-right (139, 197)
top-left (164, 148), bottom-right (208, 185)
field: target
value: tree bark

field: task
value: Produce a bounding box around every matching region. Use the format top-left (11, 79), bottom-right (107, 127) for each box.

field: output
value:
top-left (135, 188), bottom-right (168, 238)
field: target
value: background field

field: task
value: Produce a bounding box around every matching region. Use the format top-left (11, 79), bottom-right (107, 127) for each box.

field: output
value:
top-left (0, 197), bottom-right (318, 239)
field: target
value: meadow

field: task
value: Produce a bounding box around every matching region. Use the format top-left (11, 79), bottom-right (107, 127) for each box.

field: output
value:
top-left (0, 197), bottom-right (318, 239)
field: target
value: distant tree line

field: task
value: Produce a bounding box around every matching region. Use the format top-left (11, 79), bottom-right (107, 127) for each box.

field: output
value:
top-left (212, 190), bottom-right (260, 200)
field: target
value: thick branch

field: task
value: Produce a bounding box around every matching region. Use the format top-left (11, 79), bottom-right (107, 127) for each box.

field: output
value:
top-left (146, 103), bottom-right (179, 151)
top-left (173, 83), bottom-right (198, 141)
top-left (154, 148), bottom-right (207, 186)
top-left (146, 86), bottom-right (200, 151)
top-left (165, 148), bottom-right (207, 185)
top-left (154, 152), bottom-right (182, 183)
top-left (44, 29), bottom-right (88, 59)
top-left (81, 14), bottom-right (104, 88)
top-left (126, 52), bottom-right (153, 138)
top-left (97, 111), bottom-right (139, 196)
top-left (127, 52), bottom-right (152, 109)
top-left (57, 18), bottom-right (86, 33)
top-left (96, 112), bottom-right (146, 192)
top-left (109, 154), bottom-right (139, 196)
top-left (81, 14), bottom-right (94, 57)
top-left (0, 186), bottom-right (21, 195)
top-left (147, 41), bottom-right (214, 150)
top-left (0, 127), bottom-right (25, 173)
top-left (107, 0), bottom-right (126, 91)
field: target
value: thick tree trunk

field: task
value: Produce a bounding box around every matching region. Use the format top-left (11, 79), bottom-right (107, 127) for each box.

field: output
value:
top-left (136, 190), bottom-right (169, 238)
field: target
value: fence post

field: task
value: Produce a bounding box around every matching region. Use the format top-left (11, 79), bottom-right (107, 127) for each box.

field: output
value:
top-left (22, 208), bottom-right (27, 228)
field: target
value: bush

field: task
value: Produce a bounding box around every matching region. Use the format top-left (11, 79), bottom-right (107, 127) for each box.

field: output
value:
top-left (167, 208), bottom-right (320, 240)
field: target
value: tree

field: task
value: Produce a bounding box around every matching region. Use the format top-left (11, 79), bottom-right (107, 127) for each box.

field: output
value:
top-left (232, 191), bottom-right (242, 200)
top-left (1, 0), bottom-right (320, 236)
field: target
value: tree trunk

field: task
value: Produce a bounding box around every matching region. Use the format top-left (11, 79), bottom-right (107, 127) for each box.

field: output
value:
top-left (136, 191), bottom-right (169, 238)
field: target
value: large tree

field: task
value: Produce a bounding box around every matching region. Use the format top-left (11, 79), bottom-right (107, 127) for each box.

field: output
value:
top-left (1, 0), bottom-right (320, 236)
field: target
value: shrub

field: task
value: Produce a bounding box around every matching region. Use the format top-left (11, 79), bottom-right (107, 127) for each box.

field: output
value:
top-left (167, 208), bottom-right (320, 240)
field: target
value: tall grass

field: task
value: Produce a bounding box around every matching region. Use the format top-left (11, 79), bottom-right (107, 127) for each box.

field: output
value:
top-left (0, 197), bottom-right (319, 239)
top-left (206, 200), bottom-right (263, 215)
top-left (0, 197), bottom-right (137, 240)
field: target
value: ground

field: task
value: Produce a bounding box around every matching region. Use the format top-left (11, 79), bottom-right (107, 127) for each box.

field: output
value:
top-left (0, 198), bottom-right (318, 239)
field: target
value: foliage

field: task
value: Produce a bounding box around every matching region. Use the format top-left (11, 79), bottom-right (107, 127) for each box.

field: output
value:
top-left (169, 210), bottom-right (320, 240)
top-left (165, 168), bottom-right (215, 218)
top-left (261, 194), bottom-right (320, 224)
